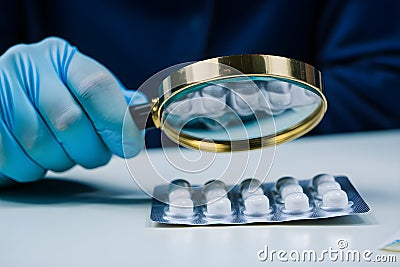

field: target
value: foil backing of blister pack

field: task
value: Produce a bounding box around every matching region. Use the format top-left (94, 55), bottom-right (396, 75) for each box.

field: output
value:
top-left (150, 175), bottom-right (370, 225)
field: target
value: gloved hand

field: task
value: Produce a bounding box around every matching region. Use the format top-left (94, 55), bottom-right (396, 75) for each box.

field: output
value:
top-left (0, 37), bottom-right (147, 184)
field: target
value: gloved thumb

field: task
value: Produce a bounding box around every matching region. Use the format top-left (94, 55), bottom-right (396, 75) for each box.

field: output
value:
top-left (121, 88), bottom-right (149, 106)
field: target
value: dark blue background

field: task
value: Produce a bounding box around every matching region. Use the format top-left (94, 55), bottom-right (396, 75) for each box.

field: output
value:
top-left (1, 0), bottom-right (400, 147)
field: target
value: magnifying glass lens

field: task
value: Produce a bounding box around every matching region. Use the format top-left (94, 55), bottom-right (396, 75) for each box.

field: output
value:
top-left (127, 55), bottom-right (327, 152)
top-left (161, 77), bottom-right (322, 151)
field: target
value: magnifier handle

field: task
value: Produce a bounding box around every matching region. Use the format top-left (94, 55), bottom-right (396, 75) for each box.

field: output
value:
top-left (129, 103), bottom-right (155, 130)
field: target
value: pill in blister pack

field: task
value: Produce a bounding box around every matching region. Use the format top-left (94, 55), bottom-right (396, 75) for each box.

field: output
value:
top-left (165, 179), bottom-right (194, 218)
top-left (240, 178), bottom-right (270, 216)
top-left (150, 174), bottom-right (370, 225)
top-left (322, 189), bottom-right (349, 210)
top-left (283, 192), bottom-right (311, 214)
top-left (203, 180), bottom-right (232, 217)
top-left (203, 180), bottom-right (228, 202)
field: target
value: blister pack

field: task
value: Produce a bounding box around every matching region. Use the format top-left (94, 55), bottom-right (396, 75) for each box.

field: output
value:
top-left (150, 174), bottom-right (370, 225)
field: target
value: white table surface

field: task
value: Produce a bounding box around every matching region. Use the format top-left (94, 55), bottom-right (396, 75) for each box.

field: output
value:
top-left (1, 129), bottom-right (399, 267)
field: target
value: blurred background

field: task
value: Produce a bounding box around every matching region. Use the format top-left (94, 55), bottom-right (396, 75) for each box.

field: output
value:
top-left (1, 0), bottom-right (399, 148)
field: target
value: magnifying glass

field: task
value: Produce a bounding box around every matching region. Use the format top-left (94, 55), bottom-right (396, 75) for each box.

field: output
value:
top-left (129, 54), bottom-right (327, 152)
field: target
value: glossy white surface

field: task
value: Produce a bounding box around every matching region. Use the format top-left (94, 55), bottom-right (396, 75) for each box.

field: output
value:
top-left (1, 130), bottom-right (399, 266)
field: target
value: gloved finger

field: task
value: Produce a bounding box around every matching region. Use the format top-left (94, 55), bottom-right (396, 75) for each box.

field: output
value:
top-left (65, 51), bottom-right (143, 158)
top-left (0, 118), bottom-right (45, 182)
top-left (121, 89), bottom-right (148, 153)
top-left (33, 65), bottom-right (111, 169)
top-left (0, 69), bottom-right (74, 172)
top-left (121, 89), bottom-right (148, 106)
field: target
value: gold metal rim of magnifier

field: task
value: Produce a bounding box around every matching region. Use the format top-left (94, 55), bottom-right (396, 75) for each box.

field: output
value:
top-left (150, 54), bottom-right (327, 152)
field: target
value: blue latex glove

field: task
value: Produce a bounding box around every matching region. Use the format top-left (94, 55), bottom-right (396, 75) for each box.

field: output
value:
top-left (0, 37), bottom-right (147, 184)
